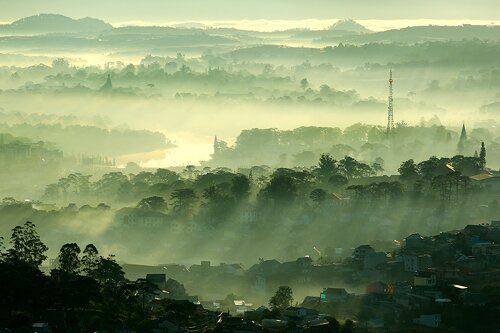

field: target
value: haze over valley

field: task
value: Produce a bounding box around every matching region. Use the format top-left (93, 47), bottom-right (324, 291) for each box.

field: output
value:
top-left (0, 2), bottom-right (499, 332)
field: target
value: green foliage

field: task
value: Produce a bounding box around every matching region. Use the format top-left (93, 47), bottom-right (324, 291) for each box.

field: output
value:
top-left (318, 153), bottom-right (338, 179)
top-left (310, 188), bottom-right (328, 205)
top-left (231, 174), bottom-right (251, 200)
top-left (328, 174), bottom-right (348, 188)
top-left (137, 196), bottom-right (167, 211)
top-left (261, 173), bottom-right (298, 205)
top-left (170, 188), bottom-right (198, 214)
top-left (58, 242), bottom-right (81, 274)
top-left (479, 142), bottom-right (486, 168)
top-left (269, 286), bottom-right (293, 312)
top-left (398, 159), bottom-right (419, 181)
top-left (94, 255), bottom-right (126, 287)
top-left (81, 243), bottom-right (100, 278)
top-left (6, 221), bottom-right (48, 267)
top-left (338, 156), bottom-right (374, 178)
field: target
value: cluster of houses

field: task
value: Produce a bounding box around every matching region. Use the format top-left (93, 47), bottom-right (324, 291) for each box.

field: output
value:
top-left (125, 221), bottom-right (500, 332)
top-left (0, 137), bottom-right (62, 168)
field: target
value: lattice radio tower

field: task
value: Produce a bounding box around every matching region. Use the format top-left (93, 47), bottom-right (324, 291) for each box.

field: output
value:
top-left (386, 69), bottom-right (394, 134)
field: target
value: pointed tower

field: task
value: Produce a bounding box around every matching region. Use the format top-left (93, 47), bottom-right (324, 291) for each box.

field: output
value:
top-left (386, 69), bottom-right (394, 134)
top-left (460, 122), bottom-right (467, 142)
top-left (457, 122), bottom-right (467, 154)
top-left (213, 136), bottom-right (219, 158)
top-left (100, 74), bottom-right (113, 92)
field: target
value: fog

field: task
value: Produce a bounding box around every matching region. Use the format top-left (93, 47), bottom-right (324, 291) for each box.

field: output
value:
top-left (0, 11), bottom-right (499, 312)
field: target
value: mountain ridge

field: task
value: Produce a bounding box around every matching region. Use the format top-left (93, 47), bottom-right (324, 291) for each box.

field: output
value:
top-left (0, 14), bottom-right (112, 33)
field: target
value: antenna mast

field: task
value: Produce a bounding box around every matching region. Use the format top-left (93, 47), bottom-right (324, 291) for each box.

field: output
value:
top-left (386, 69), bottom-right (394, 134)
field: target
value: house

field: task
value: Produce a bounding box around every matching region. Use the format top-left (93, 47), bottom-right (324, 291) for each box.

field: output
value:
top-left (366, 318), bottom-right (385, 329)
top-left (405, 233), bottom-right (428, 249)
top-left (470, 241), bottom-right (494, 255)
top-left (413, 314), bottom-right (441, 328)
top-left (31, 323), bottom-right (52, 333)
top-left (363, 252), bottom-right (387, 270)
top-left (283, 307), bottom-right (307, 318)
top-left (247, 259), bottom-right (281, 276)
top-left (115, 208), bottom-right (170, 228)
top-left (244, 306), bottom-right (270, 321)
top-left (261, 319), bottom-right (288, 330)
top-left (221, 263), bottom-right (245, 276)
top-left (200, 301), bottom-right (221, 311)
top-left (122, 264), bottom-right (168, 282)
top-left (320, 288), bottom-right (350, 302)
top-left (366, 281), bottom-right (388, 295)
top-left (464, 224), bottom-right (489, 238)
top-left (463, 293), bottom-right (487, 307)
top-left (233, 300), bottom-right (253, 314)
top-left (454, 255), bottom-right (488, 272)
top-left (403, 254), bottom-right (432, 272)
top-left (146, 274), bottom-right (167, 290)
top-left (470, 175), bottom-right (500, 192)
top-left (353, 245), bottom-right (375, 260)
top-left (413, 271), bottom-right (436, 287)
top-left (448, 284), bottom-right (468, 299)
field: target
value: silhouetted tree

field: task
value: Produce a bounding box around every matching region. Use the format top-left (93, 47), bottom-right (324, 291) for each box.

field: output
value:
top-left (479, 142), bottom-right (486, 168)
top-left (6, 221), bottom-right (48, 267)
top-left (58, 243), bottom-right (81, 274)
top-left (81, 243), bottom-right (100, 278)
top-left (94, 255), bottom-right (126, 287)
top-left (269, 286), bottom-right (293, 312)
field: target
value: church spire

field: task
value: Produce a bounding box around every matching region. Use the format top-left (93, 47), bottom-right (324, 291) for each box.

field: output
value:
top-left (100, 74), bottom-right (113, 92)
top-left (460, 122), bottom-right (467, 142)
top-left (457, 122), bottom-right (467, 154)
top-left (213, 136), bottom-right (219, 157)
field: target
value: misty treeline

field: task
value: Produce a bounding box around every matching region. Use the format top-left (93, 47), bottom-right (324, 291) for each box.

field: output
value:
top-left (41, 150), bottom-right (488, 208)
top-left (0, 221), bottom-right (197, 333)
top-left (0, 109), bottom-right (170, 156)
top-left (3, 146), bottom-right (489, 263)
top-left (208, 124), bottom-right (500, 170)
top-left (3, 40), bottom-right (500, 109)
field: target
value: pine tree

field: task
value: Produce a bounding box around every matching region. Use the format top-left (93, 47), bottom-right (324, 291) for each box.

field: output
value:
top-left (479, 142), bottom-right (486, 169)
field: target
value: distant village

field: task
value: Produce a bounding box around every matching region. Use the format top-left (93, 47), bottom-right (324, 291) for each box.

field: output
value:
top-left (83, 220), bottom-right (500, 332)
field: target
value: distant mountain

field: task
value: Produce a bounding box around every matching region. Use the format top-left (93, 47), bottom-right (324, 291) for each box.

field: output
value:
top-left (0, 14), bottom-right (112, 34)
top-left (291, 19), bottom-right (371, 40)
top-left (328, 19), bottom-right (371, 34)
top-left (171, 22), bottom-right (209, 29)
top-left (317, 24), bottom-right (500, 44)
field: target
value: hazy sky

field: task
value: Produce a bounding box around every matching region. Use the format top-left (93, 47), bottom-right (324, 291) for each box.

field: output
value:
top-left (1, 0), bottom-right (499, 22)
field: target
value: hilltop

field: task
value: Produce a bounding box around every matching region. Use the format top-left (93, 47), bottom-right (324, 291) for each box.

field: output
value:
top-left (328, 19), bottom-right (372, 34)
top-left (0, 14), bottom-right (112, 34)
